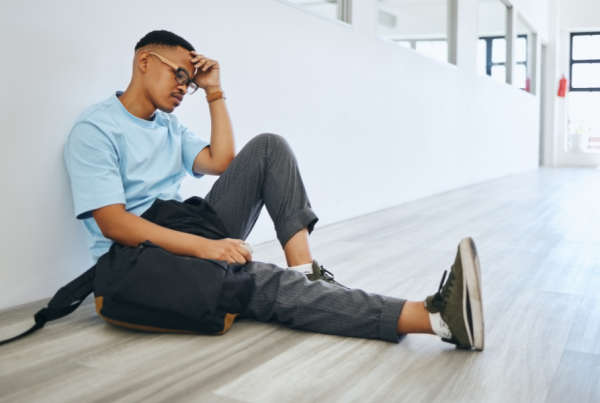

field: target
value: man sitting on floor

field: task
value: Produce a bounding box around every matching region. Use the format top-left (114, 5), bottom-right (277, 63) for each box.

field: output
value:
top-left (64, 30), bottom-right (484, 350)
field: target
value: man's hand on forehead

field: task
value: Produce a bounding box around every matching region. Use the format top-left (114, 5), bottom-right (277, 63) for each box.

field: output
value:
top-left (190, 51), bottom-right (221, 90)
top-left (190, 51), bottom-right (219, 72)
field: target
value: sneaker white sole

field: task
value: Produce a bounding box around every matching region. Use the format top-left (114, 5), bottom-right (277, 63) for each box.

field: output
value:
top-left (460, 237), bottom-right (485, 351)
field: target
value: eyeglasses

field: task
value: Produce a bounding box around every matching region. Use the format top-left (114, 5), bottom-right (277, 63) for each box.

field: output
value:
top-left (148, 52), bottom-right (199, 95)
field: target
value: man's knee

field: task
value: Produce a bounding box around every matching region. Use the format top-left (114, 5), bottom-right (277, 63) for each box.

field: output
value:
top-left (248, 133), bottom-right (292, 154)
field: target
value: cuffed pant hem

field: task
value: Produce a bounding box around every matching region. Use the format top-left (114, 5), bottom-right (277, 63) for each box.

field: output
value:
top-left (378, 297), bottom-right (407, 343)
top-left (277, 206), bottom-right (319, 247)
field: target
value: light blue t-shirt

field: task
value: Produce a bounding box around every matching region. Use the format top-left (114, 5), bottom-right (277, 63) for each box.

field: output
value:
top-left (64, 92), bottom-right (209, 264)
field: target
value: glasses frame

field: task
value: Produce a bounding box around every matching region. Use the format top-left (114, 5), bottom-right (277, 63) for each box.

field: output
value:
top-left (148, 52), bottom-right (198, 95)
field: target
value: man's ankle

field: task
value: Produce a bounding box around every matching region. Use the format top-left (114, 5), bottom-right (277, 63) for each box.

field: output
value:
top-left (397, 301), bottom-right (436, 335)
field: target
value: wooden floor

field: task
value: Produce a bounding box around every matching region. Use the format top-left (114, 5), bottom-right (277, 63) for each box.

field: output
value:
top-left (2, 167), bottom-right (600, 403)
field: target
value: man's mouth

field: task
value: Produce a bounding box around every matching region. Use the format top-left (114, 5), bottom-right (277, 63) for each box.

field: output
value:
top-left (171, 94), bottom-right (183, 105)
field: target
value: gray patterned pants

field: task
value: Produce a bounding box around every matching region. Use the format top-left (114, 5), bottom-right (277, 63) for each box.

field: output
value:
top-left (205, 133), bottom-right (406, 343)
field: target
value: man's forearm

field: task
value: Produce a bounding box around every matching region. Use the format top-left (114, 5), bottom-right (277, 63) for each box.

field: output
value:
top-left (206, 86), bottom-right (235, 171)
top-left (103, 210), bottom-right (208, 258)
top-left (93, 204), bottom-right (251, 264)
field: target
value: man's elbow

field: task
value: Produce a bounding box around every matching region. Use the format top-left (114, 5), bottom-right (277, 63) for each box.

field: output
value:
top-left (92, 205), bottom-right (126, 241)
top-left (215, 154), bottom-right (235, 174)
top-left (99, 224), bottom-right (115, 240)
top-left (97, 221), bottom-right (117, 240)
top-left (193, 151), bottom-right (235, 175)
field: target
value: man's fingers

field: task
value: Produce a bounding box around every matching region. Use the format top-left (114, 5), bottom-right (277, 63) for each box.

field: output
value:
top-left (229, 250), bottom-right (247, 265)
top-left (235, 243), bottom-right (252, 262)
top-left (190, 52), bottom-right (219, 70)
top-left (230, 239), bottom-right (252, 263)
top-left (194, 58), bottom-right (217, 72)
top-left (190, 52), bottom-right (204, 60)
top-left (194, 58), bottom-right (208, 69)
top-left (203, 61), bottom-right (218, 71)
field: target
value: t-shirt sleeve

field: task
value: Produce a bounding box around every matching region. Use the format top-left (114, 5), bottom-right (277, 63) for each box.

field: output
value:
top-left (180, 124), bottom-right (210, 179)
top-left (64, 122), bottom-right (126, 220)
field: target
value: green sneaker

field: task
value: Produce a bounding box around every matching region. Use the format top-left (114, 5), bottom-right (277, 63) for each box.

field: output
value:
top-left (305, 260), bottom-right (350, 290)
top-left (425, 237), bottom-right (484, 350)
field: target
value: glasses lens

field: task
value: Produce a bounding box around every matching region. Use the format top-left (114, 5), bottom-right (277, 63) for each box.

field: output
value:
top-left (187, 83), bottom-right (198, 95)
top-left (176, 69), bottom-right (189, 85)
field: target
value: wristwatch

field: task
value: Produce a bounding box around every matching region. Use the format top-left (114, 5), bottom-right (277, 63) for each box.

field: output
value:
top-left (206, 91), bottom-right (226, 103)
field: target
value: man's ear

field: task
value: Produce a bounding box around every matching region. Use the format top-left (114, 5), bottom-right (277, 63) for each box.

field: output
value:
top-left (137, 51), bottom-right (150, 73)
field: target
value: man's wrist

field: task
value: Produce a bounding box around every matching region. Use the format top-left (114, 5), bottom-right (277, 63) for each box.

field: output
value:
top-left (191, 235), bottom-right (210, 259)
top-left (204, 86), bottom-right (223, 95)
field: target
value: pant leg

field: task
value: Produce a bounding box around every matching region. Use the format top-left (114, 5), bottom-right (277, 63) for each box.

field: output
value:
top-left (240, 261), bottom-right (407, 343)
top-left (204, 133), bottom-right (318, 246)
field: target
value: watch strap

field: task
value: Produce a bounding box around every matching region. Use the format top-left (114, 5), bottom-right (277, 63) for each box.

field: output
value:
top-left (206, 91), bottom-right (226, 103)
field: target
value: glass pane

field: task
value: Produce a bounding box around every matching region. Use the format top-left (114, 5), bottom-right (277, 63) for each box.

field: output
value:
top-left (491, 65), bottom-right (506, 83)
top-left (491, 38), bottom-right (506, 63)
top-left (571, 63), bottom-right (600, 88)
top-left (514, 64), bottom-right (527, 89)
top-left (568, 92), bottom-right (600, 135)
top-left (515, 37), bottom-right (527, 62)
top-left (287, 0), bottom-right (340, 20)
top-left (415, 40), bottom-right (448, 63)
top-left (477, 39), bottom-right (487, 75)
top-left (378, 0), bottom-right (449, 63)
top-left (572, 34), bottom-right (600, 60)
top-left (478, 0), bottom-right (507, 76)
top-left (516, 16), bottom-right (535, 92)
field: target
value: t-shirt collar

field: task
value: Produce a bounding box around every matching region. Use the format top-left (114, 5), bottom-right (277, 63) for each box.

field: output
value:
top-left (114, 91), bottom-right (158, 129)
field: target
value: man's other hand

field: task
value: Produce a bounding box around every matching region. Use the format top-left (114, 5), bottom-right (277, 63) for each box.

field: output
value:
top-left (197, 238), bottom-right (253, 265)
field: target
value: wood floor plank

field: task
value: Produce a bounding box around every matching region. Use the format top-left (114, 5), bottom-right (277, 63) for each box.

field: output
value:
top-left (564, 297), bottom-right (600, 355)
top-left (430, 289), bottom-right (582, 403)
top-left (545, 351), bottom-right (600, 403)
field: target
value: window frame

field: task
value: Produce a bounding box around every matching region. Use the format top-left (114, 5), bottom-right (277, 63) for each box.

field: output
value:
top-left (377, 0), bottom-right (459, 65)
top-left (569, 31), bottom-right (600, 92)
top-left (479, 34), bottom-right (528, 89)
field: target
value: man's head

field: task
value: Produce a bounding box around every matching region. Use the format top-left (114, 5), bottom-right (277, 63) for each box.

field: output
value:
top-left (132, 30), bottom-right (197, 113)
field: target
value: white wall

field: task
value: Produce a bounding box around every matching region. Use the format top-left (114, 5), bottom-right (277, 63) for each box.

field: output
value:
top-left (0, 0), bottom-right (543, 311)
top-left (561, 0), bottom-right (600, 30)
top-left (511, 0), bottom-right (550, 42)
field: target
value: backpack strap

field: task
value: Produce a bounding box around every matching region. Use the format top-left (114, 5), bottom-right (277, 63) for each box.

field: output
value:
top-left (0, 266), bottom-right (96, 347)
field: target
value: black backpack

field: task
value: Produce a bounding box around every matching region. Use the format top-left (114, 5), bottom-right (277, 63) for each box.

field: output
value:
top-left (0, 197), bottom-right (253, 347)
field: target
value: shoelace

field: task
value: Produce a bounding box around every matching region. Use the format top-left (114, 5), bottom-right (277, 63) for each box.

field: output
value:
top-left (432, 268), bottom-right (455, 309)
top-left (432, 269), bottom-right (461, 347)
top-left (437, 270), bottom-right (448, 293)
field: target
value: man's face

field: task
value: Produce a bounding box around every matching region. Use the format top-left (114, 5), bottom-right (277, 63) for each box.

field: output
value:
top-left (143, 46), bottom-right (196, 113)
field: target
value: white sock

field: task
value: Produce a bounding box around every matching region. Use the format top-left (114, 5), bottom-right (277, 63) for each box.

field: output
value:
top-left (289, 262), bottom-right (312, 272)
top-left (429, 311), bottom-right (453, 339)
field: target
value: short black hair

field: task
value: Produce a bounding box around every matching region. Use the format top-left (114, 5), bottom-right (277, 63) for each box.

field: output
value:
top-left (135, 30), bottom-right (195, 52)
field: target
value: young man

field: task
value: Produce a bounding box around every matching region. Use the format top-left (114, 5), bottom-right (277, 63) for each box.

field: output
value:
top-left (64, 31), bottom-right (484, 350)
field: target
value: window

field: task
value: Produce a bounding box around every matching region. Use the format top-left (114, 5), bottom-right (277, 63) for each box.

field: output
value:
top-left (568, 32), bottom-right (600, 152)
top-left (284, 0), bottom-right (352, 23)
top-left (515, 16), bottom-right (535, 92)
top-left (378, 0), bottom-right (456, 64)
top-left (478, 35), bottom-right (528, 89)
top-left (477, 0), bottom-right (508, 83)
top-left (570, 32), bottom-right (600, 91)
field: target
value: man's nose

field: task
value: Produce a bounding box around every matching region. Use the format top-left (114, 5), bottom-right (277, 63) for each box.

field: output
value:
top-left (176, 82), bottom-right (187, 94)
